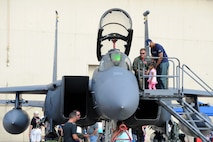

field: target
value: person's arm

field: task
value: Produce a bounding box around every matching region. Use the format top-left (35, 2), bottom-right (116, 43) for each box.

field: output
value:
top-left (61, 127), bottom-right (63, 136)
top-left (150, 70), bottom-right (154, 82)
top-left (29, 125), bottom-right (33, 137)
top-left (142, 126), bottom-right (146, 136)
top-left (132, 58), bottom-right (138, 72)
top-left (111, 130), bottom-right (119, 142)
top-left (71, 124), bottom-right (83, 142)
top-left (29, 118), bottom-right (33, 137)
top-left (90, 124), bottom-right (98, 136)
top-left (155, 52), bottom-right (163, 68)
top-left (91, 128), bottom-right (98, 136)
top-left (72, 134), bottom-right (82, 142)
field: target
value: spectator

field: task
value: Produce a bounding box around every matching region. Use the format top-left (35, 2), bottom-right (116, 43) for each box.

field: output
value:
top-left (147, 39), bottom-right (169, 89)
top-left (87, 122), bottom-right (99, 142)
top-left (58, 124), bottom-right (64, 142)
top-left (133, 48), bottom-right (151, 90)
top-left (29, 111), bottom-right (43, 142)
top-left (63, 110), bottom-right (83, 142)
top-left (141, 126), bottom-right (146, 142)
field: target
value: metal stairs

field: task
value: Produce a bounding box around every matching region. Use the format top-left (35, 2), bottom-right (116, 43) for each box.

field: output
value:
top-left (137, 57), bottom-right (213, 141)
top-left (140, 89), bottom-right (213, 142)
top-left (157, 95), bottom-right (213, 142)
top-left (140, 88), bottom-right (213, 142)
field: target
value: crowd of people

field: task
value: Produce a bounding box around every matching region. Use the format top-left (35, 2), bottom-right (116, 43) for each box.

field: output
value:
top-left (28, 110), bottom-right (147, 142)
top-left (28, 110), bottom-right (105, 142)
top-left (61, 111), bottom-right (147, 142)
top-left (30, 108), bottom-right (213, 142)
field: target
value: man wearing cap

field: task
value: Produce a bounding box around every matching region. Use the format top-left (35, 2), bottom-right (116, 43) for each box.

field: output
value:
top-left (146, 39), bottom-right (169, 89)
top-left (29, 111), bottom-right (43, 142)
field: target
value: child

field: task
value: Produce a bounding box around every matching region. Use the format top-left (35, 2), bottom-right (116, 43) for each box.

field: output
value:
top-left (147, 62), bottom-right (158, 90)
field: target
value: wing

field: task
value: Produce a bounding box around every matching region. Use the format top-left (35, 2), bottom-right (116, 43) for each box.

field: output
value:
top-left (0, 85), bottom-right (48, 94)
top-left (0, 100), bottom-right (44, 107)
top-left (0, 84), bottom-right (50, 107)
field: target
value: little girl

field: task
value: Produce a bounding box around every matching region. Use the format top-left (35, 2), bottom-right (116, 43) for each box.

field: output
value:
top-left (147, 62), bottom-right (158, 90)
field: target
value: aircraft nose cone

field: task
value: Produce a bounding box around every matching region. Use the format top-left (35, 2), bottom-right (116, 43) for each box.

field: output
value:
top-left (93, 67), bottom-right (139, 120)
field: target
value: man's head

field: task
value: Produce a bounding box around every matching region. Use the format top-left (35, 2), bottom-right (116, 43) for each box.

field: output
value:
top-left (69, 110), bottom-right (81, 122)
top-left (33, 111), bottom-right (39, 115)
top-left (146, 39), bottom-right (155, 48)
top-left (34, 111), bottom-right (39, 116)
top-left (140, 48), bottom-right (146, 57)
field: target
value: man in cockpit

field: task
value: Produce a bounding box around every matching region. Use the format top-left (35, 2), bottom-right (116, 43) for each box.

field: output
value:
top-left (133, 48), bottom-right (151, 90)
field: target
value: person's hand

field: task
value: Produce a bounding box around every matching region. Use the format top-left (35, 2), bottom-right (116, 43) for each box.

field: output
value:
top-left (84, 134), bottom-right (89, 138)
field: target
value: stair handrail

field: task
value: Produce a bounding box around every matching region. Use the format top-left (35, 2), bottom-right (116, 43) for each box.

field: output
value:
top-left (159, 100), bottom-right (212, 142)
top-left (181, 100), bottom-right (213, 129)
top-left (180, 64), bottom-right (213, 96)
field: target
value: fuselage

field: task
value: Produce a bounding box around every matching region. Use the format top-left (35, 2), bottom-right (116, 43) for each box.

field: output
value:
top-left (91, 49), bottom-right (139, 120)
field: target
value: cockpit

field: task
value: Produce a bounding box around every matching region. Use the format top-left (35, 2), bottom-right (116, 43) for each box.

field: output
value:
top-left (98, 49), bottom-right (131, 71)
top-left (97, 8), bottom-right (133, 61)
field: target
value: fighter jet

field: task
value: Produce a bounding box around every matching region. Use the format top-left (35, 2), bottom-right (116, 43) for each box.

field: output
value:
top-left (0, 8), bottom-right (139, 138)
top-left (1, 8), bottom-right (212, 142)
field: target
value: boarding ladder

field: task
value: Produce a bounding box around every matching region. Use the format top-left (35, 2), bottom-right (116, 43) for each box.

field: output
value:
top-left (159, 98), bottom-right (213, 142)
top-left (137, 57), bottom-right (213, 142)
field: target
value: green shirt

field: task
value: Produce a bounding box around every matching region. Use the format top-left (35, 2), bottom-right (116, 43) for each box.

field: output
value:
top-left (133, 56), bottom-right (151, 76)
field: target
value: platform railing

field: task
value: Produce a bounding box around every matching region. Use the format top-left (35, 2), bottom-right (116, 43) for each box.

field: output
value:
top-left (136, 56), bottom-right (181, 91)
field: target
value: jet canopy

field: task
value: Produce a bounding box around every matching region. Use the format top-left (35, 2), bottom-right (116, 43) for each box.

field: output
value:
top-left (97, 8), bottom-right (133, 61)
top-left (99, 49), bottom-right (131, 71)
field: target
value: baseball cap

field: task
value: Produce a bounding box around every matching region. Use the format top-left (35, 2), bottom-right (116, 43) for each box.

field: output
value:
top-left (146, 39), bottom-right (152, 46)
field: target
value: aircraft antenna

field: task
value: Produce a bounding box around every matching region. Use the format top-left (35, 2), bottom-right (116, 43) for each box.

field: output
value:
top-left (52, 11), bottom-right (58, 82)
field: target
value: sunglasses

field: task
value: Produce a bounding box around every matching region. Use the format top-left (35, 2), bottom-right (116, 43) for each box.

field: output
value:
top-left (140, 53), bottom-right (145, 54)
